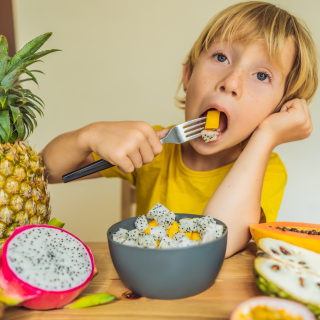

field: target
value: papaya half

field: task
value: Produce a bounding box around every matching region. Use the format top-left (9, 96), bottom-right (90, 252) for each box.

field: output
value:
top-left (250, 221), bottom-right (320, 253)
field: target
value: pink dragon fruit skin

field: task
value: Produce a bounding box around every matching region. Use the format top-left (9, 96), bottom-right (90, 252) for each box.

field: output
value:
top-left (0, 225), bottom-right (97, 310)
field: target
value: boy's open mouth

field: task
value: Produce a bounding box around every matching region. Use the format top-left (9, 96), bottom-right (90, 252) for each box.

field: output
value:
top-left (200, 108), bottom-right (228, 133)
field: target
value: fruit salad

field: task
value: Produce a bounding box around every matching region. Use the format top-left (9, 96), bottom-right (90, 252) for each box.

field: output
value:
top-left (112, 203), bottom-right (225, 248)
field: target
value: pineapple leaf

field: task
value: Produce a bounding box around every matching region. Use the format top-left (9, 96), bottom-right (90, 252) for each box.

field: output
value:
top-left (25, 69), bottom-right (38, 85)
top-left (22, 105), bottom-right (36, 118)
top-left (16, 78), bottom-right (35, 85)
top-left (0, 36), bottom-right (8, 82)
top-left (7, 49), bottom-right (60, 74)
top-left (23, 113), bottom-right (34, 133)
top-left (0, 96), bottom-right (6, 108)
top-left (8, 88), bottom-right (25, 99)
top-left (1, 69), bottom-right (25, 89)
top-left (15, 115), bottom-right (24, 140)
top-left (25, 100), bottom-right (43, 116)
top-left (30, 70), bottom-right (45, 75)
top-left (10, 129), bottom-right (18, 143)
top-left (0, 122), bottom-right (8, 143)
top-left (9, 105), bottom-right (20, 123)
top-left (22, 90), bottom-right (44, 106)
top-left (8, 94), bottom-right (20, 105)
top-left (8, 33), bottom-right (52, 71)
top-left (0, 110), bottom-right (10, 136)
top-left (25, 96), bottom-right (44, 109)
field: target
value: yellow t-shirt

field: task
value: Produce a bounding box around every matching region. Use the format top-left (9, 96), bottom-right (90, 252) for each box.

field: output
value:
top-left (92, 126), bottom-right (287, 222)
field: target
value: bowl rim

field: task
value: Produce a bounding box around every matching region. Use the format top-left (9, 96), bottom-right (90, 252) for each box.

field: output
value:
top-left (107, 213), bottom-right (228, 250)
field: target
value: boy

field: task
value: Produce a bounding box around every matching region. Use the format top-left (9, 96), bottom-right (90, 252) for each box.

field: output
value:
top-left (41, 2), bottom-right (317, 257)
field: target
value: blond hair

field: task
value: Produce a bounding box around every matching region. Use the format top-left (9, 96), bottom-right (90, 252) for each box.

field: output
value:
top-left (176, 1), bottom-right (318, 111)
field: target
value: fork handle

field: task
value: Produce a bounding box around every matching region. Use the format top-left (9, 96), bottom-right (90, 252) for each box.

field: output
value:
top-left (62, 159), bottom-right (115, 183)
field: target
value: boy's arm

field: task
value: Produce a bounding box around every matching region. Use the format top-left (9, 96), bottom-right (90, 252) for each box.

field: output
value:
top-left (41, 121), bottom-right (168, 184)
top-left (41, 127), bottom-right (100, 184)
top-left (203, 99), bottom-right (312, 258)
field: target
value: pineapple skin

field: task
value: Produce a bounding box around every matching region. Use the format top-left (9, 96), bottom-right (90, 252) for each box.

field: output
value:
top-left (0, 142), bottom-right (51, 249)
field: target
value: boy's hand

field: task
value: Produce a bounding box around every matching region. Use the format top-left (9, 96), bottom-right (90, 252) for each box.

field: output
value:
top-left (256, 98), bottom-right (313, 147)
top-left (85, 122), bottom-right (169, 173)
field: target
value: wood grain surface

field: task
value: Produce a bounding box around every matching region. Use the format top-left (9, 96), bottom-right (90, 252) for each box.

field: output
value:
top-left (3, 241), bottom-right (260, 320)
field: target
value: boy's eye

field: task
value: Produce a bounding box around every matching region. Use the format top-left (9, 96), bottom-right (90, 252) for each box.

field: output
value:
top-left (214, 54), bottom-right (228, 63)
top-left (254, 72), bottom-right (270, 83)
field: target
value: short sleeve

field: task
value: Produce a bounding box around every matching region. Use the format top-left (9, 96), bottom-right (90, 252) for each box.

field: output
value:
top-left (261, 153), bottom-right (287, 222)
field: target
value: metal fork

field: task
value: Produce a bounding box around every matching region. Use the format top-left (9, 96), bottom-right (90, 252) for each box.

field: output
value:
top-left (62, 117), bottom-right (206, 183)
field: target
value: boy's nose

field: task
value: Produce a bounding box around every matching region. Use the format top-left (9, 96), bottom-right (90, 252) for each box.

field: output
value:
top-left (216, 68), bottom-right (243, 99)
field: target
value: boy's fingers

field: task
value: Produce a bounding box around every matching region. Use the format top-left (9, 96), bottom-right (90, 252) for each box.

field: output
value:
top-left (139, 140), bottom-right (155, 164)
top-left (148, 129), bottom-right (168, 156)
top-left (128, 150), bottom-right (144, 170)
top-left (156, 128), bottom-right (170, 139)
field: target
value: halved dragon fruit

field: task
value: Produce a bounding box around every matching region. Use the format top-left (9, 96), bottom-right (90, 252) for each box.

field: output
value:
top-left (0, 225), bottom-right (97, 310)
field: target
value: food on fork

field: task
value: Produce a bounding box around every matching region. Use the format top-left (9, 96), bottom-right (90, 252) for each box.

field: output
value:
top-left (201, 110), bottom-right (221, 142)
top-left (205, 110), bottom-right (220, 129)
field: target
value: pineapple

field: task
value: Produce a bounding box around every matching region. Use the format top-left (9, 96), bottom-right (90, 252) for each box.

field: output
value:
top-left (0, 32), bottom-right (60, 249)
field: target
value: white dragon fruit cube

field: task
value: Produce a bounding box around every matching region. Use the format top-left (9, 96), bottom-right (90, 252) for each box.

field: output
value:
top-left (134, 215), bottom-right (149, 231)
top-left (112, 235), bottom-right (126, 244)
top-left (173, 232), bottom-right (190, 242)
top-left (213, 224), bottom-right (224, 238)
top-left (138, 233), bottom-right (157, 248)
top-left (150, 226), bottom-right (167, 240)
top-left (200, 224), bottom-right (224, 244)
top-left (154, 211), bottom-right (175, 229)
top-left (127, 229), bottom-right (139, 242)
top-left (177, 237), bottom-right (196, 247)
top-left (112, 228), bottom-right (129, 243)
top-left (197, 216), bottom-right (216, 236)
top-left (147, 203), bottom-right (170, 220)
top-left (179, 218), bottom-right (198, 232)
top-left (114, 228), bottom-right (129, 238)
top-left (122, 239), bottom-right (139, 247)
top-left (159, 236), bottom-right (178, 249)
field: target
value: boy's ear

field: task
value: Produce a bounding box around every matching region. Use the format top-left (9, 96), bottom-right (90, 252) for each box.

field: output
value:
top-left (182, 61), bottom-right (191, 91)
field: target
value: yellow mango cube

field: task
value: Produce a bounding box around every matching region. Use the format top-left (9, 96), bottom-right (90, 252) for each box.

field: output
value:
top-left (156, 240), bottom-right (160, 248)
top-left (183, 232), bottom-right (192, 240)
top-left (149, 220), bottom-right (158, 228)
top-left (205, 110), bottom-right (220, 129)
top-left (144, 227), bottom-right (150, 234)
top-left (168, 221), bottom-right (179, 238)
top-left (144, 220), bottom-right (158, 234)
top-left (191, 232), bottom-right (201, 241)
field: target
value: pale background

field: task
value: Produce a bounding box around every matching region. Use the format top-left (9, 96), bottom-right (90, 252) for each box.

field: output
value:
top-left (11, 0), bottom-right (320, 241)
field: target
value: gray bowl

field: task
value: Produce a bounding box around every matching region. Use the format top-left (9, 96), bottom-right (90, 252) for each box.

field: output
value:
top-left (107, 214), bottom-right (227, 300)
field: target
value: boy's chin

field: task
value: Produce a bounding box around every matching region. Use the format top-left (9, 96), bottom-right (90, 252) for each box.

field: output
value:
top-left (189, 138), bottom-right (222, 155)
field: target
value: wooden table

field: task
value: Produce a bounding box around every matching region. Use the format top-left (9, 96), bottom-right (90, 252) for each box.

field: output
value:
top-left (3, 242), bottom-right (260, 320)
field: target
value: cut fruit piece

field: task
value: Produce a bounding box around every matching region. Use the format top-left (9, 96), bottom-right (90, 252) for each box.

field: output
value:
top-left (250, 222), bottom-right (320, 253)
top-left (230, 296), bottom-right (316, 320)
top-left (0, 225), bottom-right (96, 310)
top-left (168, 221), bottom-right (179, 238)
top-left (205, 110), bottom-right (220, 129)
top-left (191, 232), bottom-right (201, 241)
top-left (254, 257), bottom-right (320, 317)
top-left (201, 130), bottom-right (219, 143)
top-left (258, 238), bottom-right (320, 276)
top-left (63, 293), bottom-right (115, 309)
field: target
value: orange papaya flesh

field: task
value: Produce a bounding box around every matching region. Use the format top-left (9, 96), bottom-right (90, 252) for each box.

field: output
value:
top-left (250, 221), bottom-right (320, 253)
